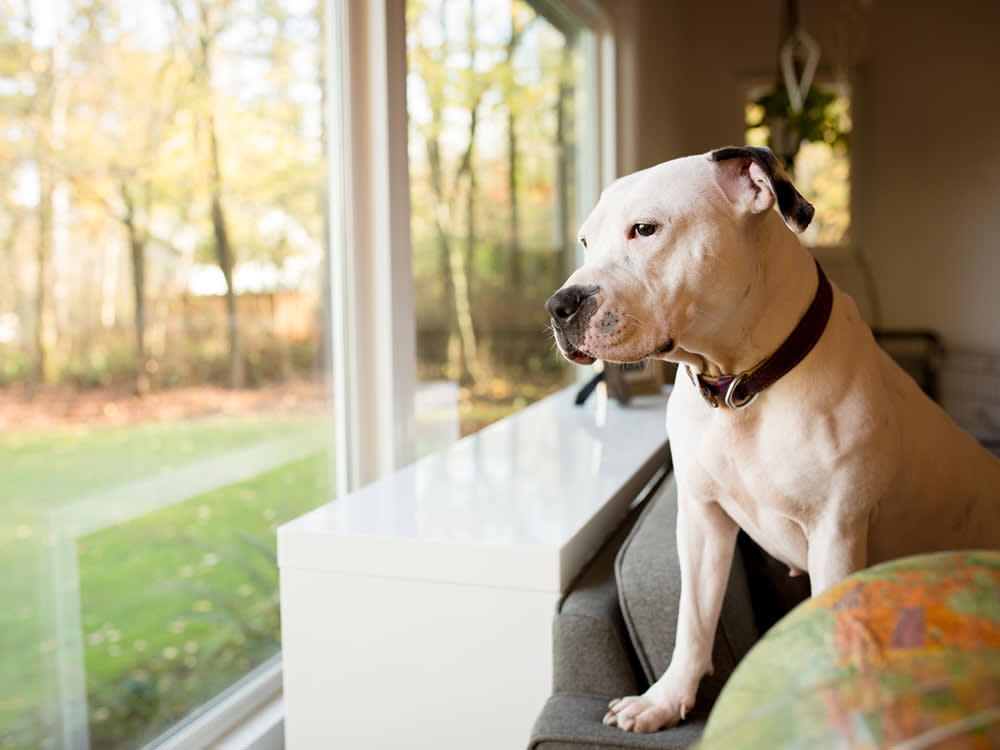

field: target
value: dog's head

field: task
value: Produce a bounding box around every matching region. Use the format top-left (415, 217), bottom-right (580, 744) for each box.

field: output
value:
top-left (545, 146), bottom-right (814, 365)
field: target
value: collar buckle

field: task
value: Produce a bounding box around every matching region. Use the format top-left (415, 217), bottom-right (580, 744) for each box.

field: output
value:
top-left (723, 373), bottom-right (757, 410)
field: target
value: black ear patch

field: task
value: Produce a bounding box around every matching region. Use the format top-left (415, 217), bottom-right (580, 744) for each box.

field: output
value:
top-left (711, 146), bottom-right (815, 233)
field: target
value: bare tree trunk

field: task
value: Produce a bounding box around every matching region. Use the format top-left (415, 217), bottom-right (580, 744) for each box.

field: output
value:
top-left (506, 109), bottom-right (522, 291)
top-left (505, 6), bottom-right (525, 290)
top-left (457, 102), bottom-right (485, 384)
top-left (206, 111), bottom-right (244, 388)
top-left (445, 108), bottom-right (488, 385)
top-left (421, 3), bottom-right (486, 385)
top-left (554, 45), bottom-right (573, 278)
top-left (120, 183), bottom-right (150, 393)
top-left (181, 1), bottom-right (243, 389)
top-left (34, 158), bottom-right (52, 384)
top-left (426, 133), bottom-right (464, 382)
top-left (31, 38), bottom-right (62, 386)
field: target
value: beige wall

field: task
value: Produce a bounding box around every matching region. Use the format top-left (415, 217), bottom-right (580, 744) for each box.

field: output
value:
top-left (621, 0), bottom-right (1000, 354)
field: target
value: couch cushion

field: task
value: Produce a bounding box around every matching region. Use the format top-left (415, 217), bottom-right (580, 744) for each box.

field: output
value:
top-left (528, 693), bottom-right (706, 750)
top-left (552, 500), bottom-right (649, 696)
top-left (614, 475), bottom-right (759, 706)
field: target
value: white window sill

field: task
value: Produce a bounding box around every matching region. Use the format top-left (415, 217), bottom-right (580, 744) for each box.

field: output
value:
top-left (147, 657), bottom-right (283, 750)
top-left (278, 384), bottom-right (670, 590)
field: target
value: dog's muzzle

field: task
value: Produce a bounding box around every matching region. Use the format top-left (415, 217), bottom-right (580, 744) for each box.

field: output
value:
top-left (546, 284), bottom-right (600, 364)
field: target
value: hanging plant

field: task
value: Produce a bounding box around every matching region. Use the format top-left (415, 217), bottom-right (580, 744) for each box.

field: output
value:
top-left (747, 84), bottom-right (851, 170)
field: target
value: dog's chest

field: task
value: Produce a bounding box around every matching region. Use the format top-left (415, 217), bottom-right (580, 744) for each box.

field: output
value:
top-left (718, 489), bottom-right (809, 568)
top-left (673, 401), bottom-right (816, 570)
top-left (709, 457), bottom-right (811, 570)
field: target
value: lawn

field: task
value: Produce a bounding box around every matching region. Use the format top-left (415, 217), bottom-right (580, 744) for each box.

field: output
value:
top-left (0, 415), bottom-right (332, 750)
top-left (0, 379), bottom-right (557, 750)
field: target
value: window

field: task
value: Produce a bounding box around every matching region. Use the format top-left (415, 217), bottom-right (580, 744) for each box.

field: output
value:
top-left (1, 0), bottom-right (612, 746)
top-left (324, 0), bottom-right (611, 483)
top-left (406, 0), bottom-right (606, 449)
top-left (2, 0), bottom-right (332, 747)
top-left (745, 82), bottom-right (851, 247)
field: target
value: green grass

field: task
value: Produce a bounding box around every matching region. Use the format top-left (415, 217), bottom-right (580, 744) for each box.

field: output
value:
top-left (0, 385), bottom-right (558, 748)
top-left (0, 417), bottom-right (332, 750)
top-left (1, 415), bottom-right (317, 522)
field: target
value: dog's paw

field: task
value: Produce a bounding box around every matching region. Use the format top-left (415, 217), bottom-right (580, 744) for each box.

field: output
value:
top-left (602, 695), bottom-right (689, 733)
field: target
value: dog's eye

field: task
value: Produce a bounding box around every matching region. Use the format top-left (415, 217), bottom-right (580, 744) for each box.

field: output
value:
top-left (630, 223), bottom-right (657, 239)
top-left (579, 237), bottom-right (587, 249)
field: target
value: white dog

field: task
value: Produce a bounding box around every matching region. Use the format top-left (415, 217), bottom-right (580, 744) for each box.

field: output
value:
top-left (545, 146), bottom-right (1000, 733)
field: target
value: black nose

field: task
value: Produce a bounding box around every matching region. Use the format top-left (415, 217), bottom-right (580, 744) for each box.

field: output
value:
top-left (545, 285), bottom-right (597, 324)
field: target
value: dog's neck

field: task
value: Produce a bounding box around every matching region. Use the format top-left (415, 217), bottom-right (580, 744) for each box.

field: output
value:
top-left (666, 217), bottom-right (820, 379)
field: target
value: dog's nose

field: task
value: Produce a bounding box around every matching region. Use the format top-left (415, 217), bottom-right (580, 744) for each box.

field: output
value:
top-left (546, 285), bottom-right (597, 324)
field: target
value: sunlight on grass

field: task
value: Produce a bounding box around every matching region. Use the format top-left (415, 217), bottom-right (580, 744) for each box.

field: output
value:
top-left (0, 418), bottom-right (332, 750)
top-left (87, 451), bottom-right (328, 747)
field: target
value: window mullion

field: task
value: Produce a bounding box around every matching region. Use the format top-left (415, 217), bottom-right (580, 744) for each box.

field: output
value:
top-left (329, 0), bottom-right (416, 495)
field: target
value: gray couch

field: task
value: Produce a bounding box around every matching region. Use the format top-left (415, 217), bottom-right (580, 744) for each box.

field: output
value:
top-left (528, 467), bottom-right (810, 749)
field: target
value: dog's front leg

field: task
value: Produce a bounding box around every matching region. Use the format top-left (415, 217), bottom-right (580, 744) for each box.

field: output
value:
top-left (603, 496), bottom-right (739, 733)
top-left (807, 514), bottom-right (869, 594)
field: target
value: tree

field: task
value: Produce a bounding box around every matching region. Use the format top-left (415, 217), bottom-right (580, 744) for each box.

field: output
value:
top-left (163, 0), bottom-right (324, 388)
top-left (66, 5), bottom-right (190, 392)
top-left (407, 0), bottom-right (539, 385)
top-left (164, 0), bottom-right (245, 387)
top-left (500, 1), bottom-right (534, 290)
top-left (21, 12), bottom-right (71, 384)
top-left (0, 0), bottom-right (325, 391)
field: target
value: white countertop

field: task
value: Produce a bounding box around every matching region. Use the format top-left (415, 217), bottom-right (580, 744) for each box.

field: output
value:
top-left (277, 385), bottom-right (670, 593)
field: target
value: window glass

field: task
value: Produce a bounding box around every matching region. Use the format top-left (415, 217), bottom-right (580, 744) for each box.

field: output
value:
top-left (406, 0), bottom-right (583, 450)
top-left (1, 0), bottom-right (332, 747)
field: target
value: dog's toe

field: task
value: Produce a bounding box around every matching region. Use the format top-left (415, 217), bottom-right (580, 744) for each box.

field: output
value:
top-left (602, 694), bottom-right (684, 733)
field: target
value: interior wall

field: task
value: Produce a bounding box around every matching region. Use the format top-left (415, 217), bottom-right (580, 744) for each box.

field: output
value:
top-left (860, 0), bottom-right (1000, 353)
top-left (624, 0), bottom-right (1000, 356)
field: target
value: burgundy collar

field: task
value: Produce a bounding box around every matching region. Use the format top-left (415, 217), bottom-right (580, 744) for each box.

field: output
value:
top-left (690, 260), bottom-right (832, 409)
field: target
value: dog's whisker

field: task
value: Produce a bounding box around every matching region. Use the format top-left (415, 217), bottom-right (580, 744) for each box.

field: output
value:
top-left (623, 312), bottom-right (649, 331)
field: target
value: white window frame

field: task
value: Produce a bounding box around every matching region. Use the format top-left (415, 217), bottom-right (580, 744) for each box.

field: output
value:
top-left (328, 0), bottom-right (417, 496)
top-left (332, 0), bottom-right (620, 492)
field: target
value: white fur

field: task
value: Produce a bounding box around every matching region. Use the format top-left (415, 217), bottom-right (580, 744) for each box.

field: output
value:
top-left (550, 151), bottom-right (1000, 733)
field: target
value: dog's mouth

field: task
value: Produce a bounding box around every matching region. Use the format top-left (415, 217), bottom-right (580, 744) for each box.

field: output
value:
top-left (563, 344), bottom-right (596, 366)
top-left (550, 319), bottom-right (598, 365)
top-left (655, 338), bottom-right (676, 356)
top-left (558, 338), bottom-right (673, 366)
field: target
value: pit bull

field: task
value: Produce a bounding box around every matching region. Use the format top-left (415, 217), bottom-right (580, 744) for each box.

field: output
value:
top-left (545, 146), bottom-right (1000, 733)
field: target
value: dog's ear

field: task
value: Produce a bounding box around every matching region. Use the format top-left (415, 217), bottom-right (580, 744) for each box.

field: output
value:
top-left (710, 146), bottom-right (815, 233)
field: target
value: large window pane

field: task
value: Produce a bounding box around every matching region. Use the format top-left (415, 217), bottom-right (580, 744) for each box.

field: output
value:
top-left (406, 0), bottom-right (584, 448)
top-left (0, 0), bottom-right (333, 747)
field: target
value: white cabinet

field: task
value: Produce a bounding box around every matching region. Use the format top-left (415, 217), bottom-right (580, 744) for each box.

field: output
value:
top-left (278, 387), bottom-right (669, 749)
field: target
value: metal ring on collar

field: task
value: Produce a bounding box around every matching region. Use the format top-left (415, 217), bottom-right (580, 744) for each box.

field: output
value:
top-left (724, 373), bottom-right (757, 410)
